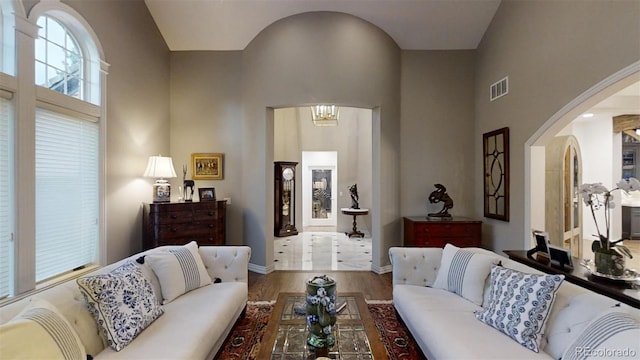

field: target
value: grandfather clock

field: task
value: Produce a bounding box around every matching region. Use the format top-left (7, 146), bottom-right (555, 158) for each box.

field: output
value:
top-left (274, 161), bottom-right (298, 237)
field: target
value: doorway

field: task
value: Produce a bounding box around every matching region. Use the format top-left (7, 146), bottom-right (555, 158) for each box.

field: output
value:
top-left (302, 151), bottom-right (338, 229)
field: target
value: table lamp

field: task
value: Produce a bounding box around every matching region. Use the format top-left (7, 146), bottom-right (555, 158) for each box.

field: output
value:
top-left (144, 155), bottom-right (177, 203)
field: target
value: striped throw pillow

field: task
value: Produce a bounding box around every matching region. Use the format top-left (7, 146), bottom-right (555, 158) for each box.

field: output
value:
top-left (433, 243), bottom-right (498, 305)
top-left (145, 241), bottom-right (212, 304)
top-left (561, 307), bottom-right (640, 360)
top-left (0, 298), bottom-right (86, 360)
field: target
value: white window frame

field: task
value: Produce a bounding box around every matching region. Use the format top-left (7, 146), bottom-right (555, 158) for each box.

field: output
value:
top-left (0, 0), bottom-right (107, 302)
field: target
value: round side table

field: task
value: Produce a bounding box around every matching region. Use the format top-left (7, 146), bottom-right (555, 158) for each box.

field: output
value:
top-left (341, 208), bottom-right (369, 238)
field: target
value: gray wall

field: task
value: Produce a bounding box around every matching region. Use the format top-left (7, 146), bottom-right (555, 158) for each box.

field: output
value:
top-left (59, 0), bottom-right (171, 262)
top-left (169, 51), bottom-right (244, 245)
top-left (475, 0), bottom-right (640, 253)
top-left (400, 51), bottom-right (477, 219)
top-left (240, 12), bottom-right (401, 271)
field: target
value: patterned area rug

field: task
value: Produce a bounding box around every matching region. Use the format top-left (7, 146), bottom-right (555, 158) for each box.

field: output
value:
top-left (215, 301), bottom-right (425, 360)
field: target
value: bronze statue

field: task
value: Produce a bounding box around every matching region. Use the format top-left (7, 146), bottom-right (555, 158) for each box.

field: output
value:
top-left (349, 184), bottom-right (359, 209)
top-left (428, 184), bottom-right (453, 218)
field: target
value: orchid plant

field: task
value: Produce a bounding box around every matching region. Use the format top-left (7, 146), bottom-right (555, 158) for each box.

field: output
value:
top-left (579, 177), bottom-right (640, 258)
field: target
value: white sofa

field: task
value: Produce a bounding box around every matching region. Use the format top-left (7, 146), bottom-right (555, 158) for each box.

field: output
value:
top-left (389, 246), bottom-right (640, 360)
top-left (0, 244), bottom-right (251, 360)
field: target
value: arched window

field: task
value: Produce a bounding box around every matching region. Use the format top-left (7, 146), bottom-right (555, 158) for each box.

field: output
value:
top-left (35, 15), bottom-right (84, 99)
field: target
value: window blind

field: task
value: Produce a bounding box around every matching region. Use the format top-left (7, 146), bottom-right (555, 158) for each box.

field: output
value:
top-left (35, 107), bottom-right (98, 281)
top-left (0, 95), bottom-right (13, 297)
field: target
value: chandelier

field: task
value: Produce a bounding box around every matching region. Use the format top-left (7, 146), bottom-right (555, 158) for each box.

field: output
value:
top-left (311, 105), bottom-right (339, 126)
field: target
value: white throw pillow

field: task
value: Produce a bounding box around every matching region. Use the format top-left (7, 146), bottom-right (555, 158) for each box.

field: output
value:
top-left (145, 241), bottom-right (212, 304)
top-left (77, 260), bottom-right (164, 351)
top-left (0, 298), bottom-right (87, 360)
top-left (475, 265), bottom-right (564, 353)
top-left (561, 307), bottom-right (640, 360)
top-left (433, 243), bottom-right (498, 305)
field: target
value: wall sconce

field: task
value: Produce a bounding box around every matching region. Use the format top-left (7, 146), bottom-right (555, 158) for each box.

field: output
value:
top-left (144, 155), bottom-right (177, 203)
top-left (311, 105), bottom-right (339, 126)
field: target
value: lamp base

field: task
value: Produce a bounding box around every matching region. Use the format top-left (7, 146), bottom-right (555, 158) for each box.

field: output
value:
top-left (153, 179), bottom-right (171, 203)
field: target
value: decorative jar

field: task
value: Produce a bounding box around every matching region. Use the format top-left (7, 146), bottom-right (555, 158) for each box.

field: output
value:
top-left (594, 248), bottom-right (626, 277)
top-left (305, 275), bottom-right (337, 349)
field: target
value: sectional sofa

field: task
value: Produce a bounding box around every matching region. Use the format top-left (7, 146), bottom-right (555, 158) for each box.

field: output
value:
top-left (0, 242), bottom-right (251, 359)
top-left (390, 245), bottom-right (640, 359)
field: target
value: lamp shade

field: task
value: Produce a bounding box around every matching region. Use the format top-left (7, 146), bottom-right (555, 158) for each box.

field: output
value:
top-left (143, 156), bottom-right (177, 179)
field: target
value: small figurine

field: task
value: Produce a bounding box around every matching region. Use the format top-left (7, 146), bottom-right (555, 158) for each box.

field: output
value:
top-left (349, 184), bottom-right (359, 209)
top-left (182, 164), bottom-right (195, 201)
top-left (427, 184), bottom-right (453, 218)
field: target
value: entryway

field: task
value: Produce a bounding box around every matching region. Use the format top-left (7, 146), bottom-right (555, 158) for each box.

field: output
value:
top-left (302, 151), bottom-right (338, 229)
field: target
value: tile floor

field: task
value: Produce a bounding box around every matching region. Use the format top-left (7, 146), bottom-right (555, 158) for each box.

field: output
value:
top-left (273, 232), bottom-right (372, 271)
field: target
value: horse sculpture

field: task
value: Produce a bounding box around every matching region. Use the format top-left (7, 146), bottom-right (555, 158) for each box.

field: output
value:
top-left (428, 184), bottom-right (453, 218)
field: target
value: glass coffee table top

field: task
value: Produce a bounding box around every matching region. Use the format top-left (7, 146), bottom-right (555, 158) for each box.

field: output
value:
top-left (258, 292), bottom-right (387, 360)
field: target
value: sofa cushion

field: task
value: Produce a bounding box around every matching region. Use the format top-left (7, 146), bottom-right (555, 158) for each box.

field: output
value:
top-left (394, 285), bottom-right (552, 360)
top-left (476, 265), bottom-right (564, 353)
top-left (93, 282), bottom-right (248, 360)
top-left (77, 261), bottom-right (164, 351)
top-left (561, 307), bottom-right (640, 360)
top-left (146, 241), bottom-right (212, 304)
top-left (544, 293), bottom-right (619, 359)
top-left (433, 243), bottom-right (497, 306)
top-left (0, 298), bottom-right (87, 360)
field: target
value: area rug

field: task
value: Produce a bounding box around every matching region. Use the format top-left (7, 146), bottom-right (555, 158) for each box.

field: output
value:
top-left (215, 301), bottom-right (425, 360)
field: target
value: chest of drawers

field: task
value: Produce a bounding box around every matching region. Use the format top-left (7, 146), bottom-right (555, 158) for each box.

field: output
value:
top-left (143, 201), bottom-right (226, 250)
top-left (403, 216), bottom-right (481, 248)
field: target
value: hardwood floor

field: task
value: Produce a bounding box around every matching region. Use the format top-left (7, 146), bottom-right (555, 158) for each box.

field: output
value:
top-left (248, 270), bottom-right (393, 301)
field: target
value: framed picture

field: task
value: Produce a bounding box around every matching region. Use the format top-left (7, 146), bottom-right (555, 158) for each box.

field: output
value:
top-left (483, 127), bottom-right (509, 221)
top-left (198, 187), bottom-right (216, 201)
top-left (191, 153), bottom-right (223, 180)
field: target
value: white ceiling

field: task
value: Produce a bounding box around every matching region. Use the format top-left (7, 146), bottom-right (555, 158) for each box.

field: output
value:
top-left (144, 0), bottom-right (502, 51)
top-left (590, 82), bottom-right (640, 117)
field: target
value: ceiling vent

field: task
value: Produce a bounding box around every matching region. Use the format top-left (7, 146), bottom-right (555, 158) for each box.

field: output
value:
top-left (490, 76), bottom-right (509, 101)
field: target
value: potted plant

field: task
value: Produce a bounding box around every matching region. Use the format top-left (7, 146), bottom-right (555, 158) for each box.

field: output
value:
top-left (580, 178), bottom-right (639, 276)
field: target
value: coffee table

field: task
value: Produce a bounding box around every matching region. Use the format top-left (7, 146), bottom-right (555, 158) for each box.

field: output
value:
top-left (258, 292), bottom-right (388, 359)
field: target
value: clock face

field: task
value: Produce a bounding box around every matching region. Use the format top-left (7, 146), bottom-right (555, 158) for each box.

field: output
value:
top-left (282, 168), bottom-right (294, 181)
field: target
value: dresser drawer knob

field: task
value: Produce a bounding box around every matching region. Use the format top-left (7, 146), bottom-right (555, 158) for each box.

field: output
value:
top-left (171, 228), bottom-right (177, 232)
top-left (208, 224), bottom-right (214, 228)
top-left (170, 214), bottom-right (177, 219)
top-left (208, 211), bottom-right (214, 216)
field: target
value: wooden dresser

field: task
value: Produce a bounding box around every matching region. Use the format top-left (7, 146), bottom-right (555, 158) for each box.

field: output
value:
top-left (403, 216), bottom-right (481, 248)
top-left (143, 200), bottom-right (226, 250)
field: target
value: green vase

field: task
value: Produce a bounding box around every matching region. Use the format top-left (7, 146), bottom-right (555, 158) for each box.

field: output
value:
top-left (306, 275), bottom-right (337, 349)
top-left (594, 249), bottom-right (625, 277)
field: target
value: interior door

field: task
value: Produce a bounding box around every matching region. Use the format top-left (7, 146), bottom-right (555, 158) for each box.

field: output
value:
top-left (302, 151), bottom-right (338, 228)
top-left (563, 143), bottom-right (582, 258)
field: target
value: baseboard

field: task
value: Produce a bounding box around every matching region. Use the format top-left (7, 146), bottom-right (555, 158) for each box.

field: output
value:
top-left (248, 262), bottom-right (275, 274)
top-left (372, 264), bottom-right (392, 274)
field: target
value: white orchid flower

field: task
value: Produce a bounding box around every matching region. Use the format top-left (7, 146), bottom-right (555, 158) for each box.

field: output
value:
top-left (617, 177), bottom-right (640, 193)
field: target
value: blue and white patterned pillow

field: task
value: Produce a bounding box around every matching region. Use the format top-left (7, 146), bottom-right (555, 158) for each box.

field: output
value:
top-left (475, 265), bottom-right (564, 352)
top-left (433, 243), bottom-right (498, 305)
top-left (0, 298), bottom-right (87, 360)
top-left (561, 307), bottom-right (640, 360)
top-left (145, 241), bottom-right (212, 304)
top-left (77, 261), bottom-right (164, 351)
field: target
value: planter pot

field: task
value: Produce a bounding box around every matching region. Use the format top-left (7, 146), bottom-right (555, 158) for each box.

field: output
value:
top-left (594, 249), bottom-right (626, 277)
top-left (306, 275), bottom-right (337, 349)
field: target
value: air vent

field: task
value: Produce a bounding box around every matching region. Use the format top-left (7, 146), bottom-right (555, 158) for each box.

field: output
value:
top-left (490, 76), bottom-right (509, 101)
